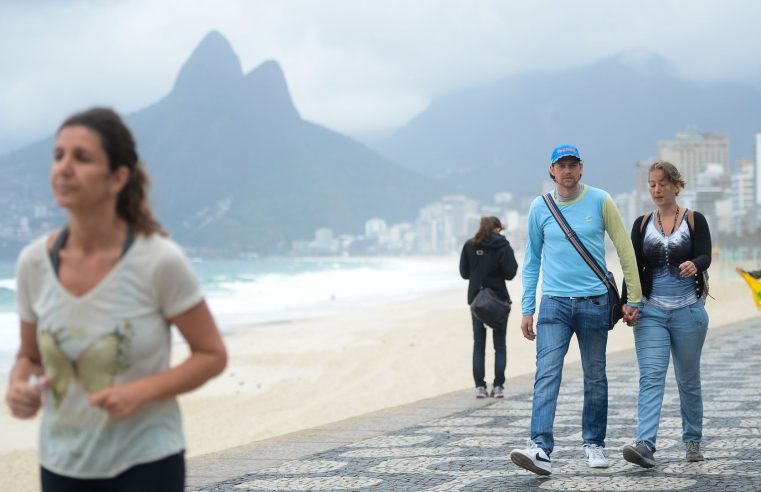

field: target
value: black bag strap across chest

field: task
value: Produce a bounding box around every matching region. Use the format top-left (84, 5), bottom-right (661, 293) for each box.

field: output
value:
top-left (542, 193), bottom-right (612, 291)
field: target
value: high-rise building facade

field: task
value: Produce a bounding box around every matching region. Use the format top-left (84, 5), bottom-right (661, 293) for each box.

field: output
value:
top-left (755, 133), bottom-right (761, 205)
top-left (657, 131), bottom-right (729, 186)
top-left (730, 158), bottom-right (755, 234)
top-left (634, 157), bottom-right (655, 215)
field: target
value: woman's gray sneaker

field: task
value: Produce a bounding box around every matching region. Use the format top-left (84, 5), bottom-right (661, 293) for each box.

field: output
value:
top-left (475, 386), bottom-right (488, 399)
top-left (686, 441), bottom-right (704, 462)
top-left (622, 441), bottom-right (656, 468)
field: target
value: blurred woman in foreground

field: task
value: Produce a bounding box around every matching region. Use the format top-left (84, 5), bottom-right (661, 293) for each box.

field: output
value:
top-left (5, 107), bottom-right (227, 491)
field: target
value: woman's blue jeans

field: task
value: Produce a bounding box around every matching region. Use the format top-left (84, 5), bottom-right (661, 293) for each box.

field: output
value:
top-left (634, 298), bottom-right (709, 449)
top-left (531, 294), bottom-right (609, 455)
top-left (472, 315), bottom-right (506, 388)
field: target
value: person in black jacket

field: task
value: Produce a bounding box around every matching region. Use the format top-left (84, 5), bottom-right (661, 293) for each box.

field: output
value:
top-left (621, 160), bottom-right (711, 469)
top-left (459, 216), bottom-right (518, 398)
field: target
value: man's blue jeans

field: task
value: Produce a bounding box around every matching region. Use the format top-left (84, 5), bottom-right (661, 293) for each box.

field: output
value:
top-left (634, 298), bottom-right (709, 449)
top-left (531, 294), bottom-right (609, 455)
top-left (472, 315), bottom-right (507, 388)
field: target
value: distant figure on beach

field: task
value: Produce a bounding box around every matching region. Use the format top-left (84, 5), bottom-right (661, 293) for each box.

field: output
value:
top-left (4, 108), bottom-right (227, 491)
top-left (509, 144), bottom-right (642, 475)
top-left (459, 216), bottom-right (518, 399)
top-left (621, 160), bottom-right (711, 468)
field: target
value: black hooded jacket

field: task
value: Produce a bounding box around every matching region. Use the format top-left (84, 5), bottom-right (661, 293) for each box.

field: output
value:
top-left (459, 233), bottom-right (518, 305)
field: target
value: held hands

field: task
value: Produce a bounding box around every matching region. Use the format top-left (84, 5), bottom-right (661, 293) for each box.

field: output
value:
top-left (523, 307), bottom-right (641, 332)
top-left (622, 305), bottom-right (639, 327)
top-left (520, 315), bottom-right (536, 341)
top-left (679, 260), bottom-right (698, 278)
top-left (88, 381), bottom-right (149, 420)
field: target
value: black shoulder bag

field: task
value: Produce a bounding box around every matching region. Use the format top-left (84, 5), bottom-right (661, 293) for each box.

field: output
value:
top-left (470, 245), bottom-right (510, 330)
top-left (542, 193), bottom-right (623, 330)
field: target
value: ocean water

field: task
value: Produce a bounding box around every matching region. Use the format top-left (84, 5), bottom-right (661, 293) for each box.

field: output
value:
top-left (0, 256), bottom-right (461, 375)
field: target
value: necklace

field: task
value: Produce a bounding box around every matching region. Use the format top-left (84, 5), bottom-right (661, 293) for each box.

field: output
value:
top-left (657, 206), bottom-right (680, 236)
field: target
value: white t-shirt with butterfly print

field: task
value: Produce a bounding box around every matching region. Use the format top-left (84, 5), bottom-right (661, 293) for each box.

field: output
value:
top-left (16, 232), bottom-right (204, 478)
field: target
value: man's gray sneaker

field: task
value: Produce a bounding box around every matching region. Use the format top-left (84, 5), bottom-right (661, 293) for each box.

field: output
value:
top-left (686, 441), bottom-right (704, 462)
top-left (622, 441), bottom-right (656, 468)
top-left (475, 386), bottom-right (488, 399)
top-left (491, 386), bottom-right (504, 398)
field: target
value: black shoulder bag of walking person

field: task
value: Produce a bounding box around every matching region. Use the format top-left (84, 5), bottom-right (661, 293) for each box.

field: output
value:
top-left (542, 193), bottom-right (623, 330)
top-left (470, 247), bottom-right (511, 330)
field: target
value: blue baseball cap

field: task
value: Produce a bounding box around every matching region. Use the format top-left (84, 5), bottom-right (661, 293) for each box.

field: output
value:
top-left (551, 144), bottom-right (581, 164)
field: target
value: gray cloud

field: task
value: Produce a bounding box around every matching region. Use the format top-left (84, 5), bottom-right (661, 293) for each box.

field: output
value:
top-left (1, 0), bottom-right (760, 152)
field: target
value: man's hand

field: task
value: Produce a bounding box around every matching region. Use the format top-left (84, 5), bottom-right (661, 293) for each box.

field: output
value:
top-left (622, 304), bottom-right (639, 327)
top-left (520, 315), bottom-right (536, 341)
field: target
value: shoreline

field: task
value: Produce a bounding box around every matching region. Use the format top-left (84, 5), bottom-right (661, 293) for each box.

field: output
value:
top-left (0, 255), bottom-right (463, 376)
top-left (0, 259), bottom-right (758, 491)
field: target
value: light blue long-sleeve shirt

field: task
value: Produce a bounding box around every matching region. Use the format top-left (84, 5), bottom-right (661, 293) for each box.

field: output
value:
top-left (521, 184), bottom-right (642, 315)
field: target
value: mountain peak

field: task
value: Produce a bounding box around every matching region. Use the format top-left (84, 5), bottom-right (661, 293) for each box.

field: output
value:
top-left (172, 31), bottom-right (243, 98)
top-left (254, 59), bottom-right (285, 77)
top-left (601, 48), bottom-right (674, 74)
top-left (238, 59), bottom-right (300, 120)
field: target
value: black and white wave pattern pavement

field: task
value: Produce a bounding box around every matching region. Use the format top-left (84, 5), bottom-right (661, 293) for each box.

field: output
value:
top-left (196, 321), bottom-right (761, 491)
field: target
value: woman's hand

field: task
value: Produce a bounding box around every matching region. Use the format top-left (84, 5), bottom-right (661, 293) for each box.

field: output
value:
top-left (88, 382), bottom-right (148, 420)
top-left (88, 301), bottom-right (226, 420)
top-left (7, 322), bottom-right (44, 419)
top-left (6, 378), bottom-right (44, 419)
top-left (679, 260), bottom-right (698, 278)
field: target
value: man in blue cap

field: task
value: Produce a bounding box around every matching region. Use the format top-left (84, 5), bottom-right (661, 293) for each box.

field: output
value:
top-left (509, 144), bottom-right (642, 475)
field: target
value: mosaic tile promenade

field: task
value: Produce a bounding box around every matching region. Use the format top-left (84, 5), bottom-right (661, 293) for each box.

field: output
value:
top-left (192, 319), bottom-right (761, 491)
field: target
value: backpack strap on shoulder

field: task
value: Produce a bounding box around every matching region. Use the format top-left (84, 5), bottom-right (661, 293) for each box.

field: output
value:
top-left (639, 213), bottom-right (652, 234)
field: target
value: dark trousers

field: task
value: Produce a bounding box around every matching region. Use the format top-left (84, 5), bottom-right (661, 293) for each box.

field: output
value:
top-left (41, 452), bottom-right (185, 492)
top-left (472, 315), bottom-right (507, 388)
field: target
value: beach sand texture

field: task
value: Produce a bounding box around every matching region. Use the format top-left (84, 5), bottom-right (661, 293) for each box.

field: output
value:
top-left (0, 260), bottom-right (757, 491)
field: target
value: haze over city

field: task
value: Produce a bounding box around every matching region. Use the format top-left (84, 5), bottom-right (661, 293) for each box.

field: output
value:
top-left (2, 0), bottom-right (760, 153)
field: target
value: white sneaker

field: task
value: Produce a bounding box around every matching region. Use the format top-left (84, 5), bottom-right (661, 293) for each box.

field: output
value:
top-left (510, 440), bottom-right (552, 475)
top-left (584, 444), bottom-right (609, 468)
top-left (475, 386), bottom-right (488, 399)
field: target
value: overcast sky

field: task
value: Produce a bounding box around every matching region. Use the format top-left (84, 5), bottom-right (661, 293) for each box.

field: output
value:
top-left (1, 0), bottom-right (760, 154)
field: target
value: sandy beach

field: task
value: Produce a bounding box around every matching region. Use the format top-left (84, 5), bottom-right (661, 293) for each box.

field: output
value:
top-left (1, 259), bottom-right (758, 491)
